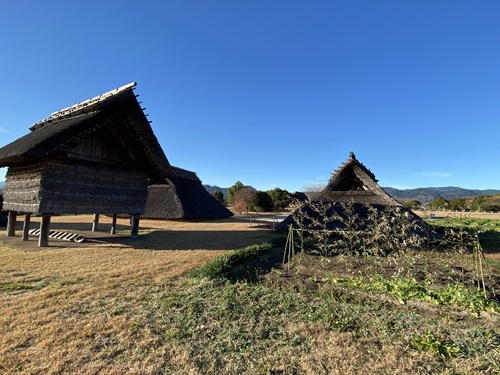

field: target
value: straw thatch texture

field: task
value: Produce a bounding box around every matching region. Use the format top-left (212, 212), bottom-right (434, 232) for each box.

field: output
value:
top-left (0, 83), bottom-right (172, 215)
top-left (276, 152), bottom-right (425, 233)
top-left (317, 152), bottom-right (398, 206)
top-left (144, 166), bottom-right (233, 220)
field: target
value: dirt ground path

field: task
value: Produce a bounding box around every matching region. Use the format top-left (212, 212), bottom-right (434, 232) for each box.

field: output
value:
top-left (0, 214), bottom-right (284, 282)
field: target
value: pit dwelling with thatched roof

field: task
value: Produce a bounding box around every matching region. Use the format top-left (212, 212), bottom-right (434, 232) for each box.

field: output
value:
top-left (0, 82), bottom-right (175, 246)
top-left (144, 166), bottom-right (233, 220)
top-left (276, 152), bottom-right (431, 236)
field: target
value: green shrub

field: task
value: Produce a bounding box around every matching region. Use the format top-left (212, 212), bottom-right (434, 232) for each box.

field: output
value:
top-left (189, 238), bottom-right (285, 281)
top-left (413, 330), bottom-right (461, 358)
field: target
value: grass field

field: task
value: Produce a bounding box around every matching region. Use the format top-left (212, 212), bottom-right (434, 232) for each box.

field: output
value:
top-left (1, 214), bottom-right (499, 374)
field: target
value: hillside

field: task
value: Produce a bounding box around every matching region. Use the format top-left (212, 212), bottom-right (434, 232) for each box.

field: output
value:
top-left (203, 185), bottom-right (229, 199)
top-left (383, 186), bottom-right (500, 203)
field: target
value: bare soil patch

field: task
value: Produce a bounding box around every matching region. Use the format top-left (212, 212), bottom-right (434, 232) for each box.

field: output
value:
top-left (2, 213), bottom-right (281, 250)
top-left (0, 214), bottom-right (283, 285)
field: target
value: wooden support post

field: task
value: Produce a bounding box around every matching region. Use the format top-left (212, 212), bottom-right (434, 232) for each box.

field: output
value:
top-left (130, 214), bottom-right (140, 239)
top-left (92, 214), bottom-right (100, 232)
top-left (22, 213), bottom-right (31, 241)
top-left (38, 215), bottom-right (51, 247)
top-left (6, 211), bottom-right (17, 237)
top-left (111, 214), bottom-right (117, 235)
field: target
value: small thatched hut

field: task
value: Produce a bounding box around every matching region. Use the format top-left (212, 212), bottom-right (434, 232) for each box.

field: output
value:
top-left (0, 82), bottom-right (173, 246)
top-left (144, 166), bottom-right (233, 220)
top-left (276, 152), bottom-right (429, 234)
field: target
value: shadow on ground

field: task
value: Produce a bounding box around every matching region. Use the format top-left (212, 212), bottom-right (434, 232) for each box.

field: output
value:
top-left (1, 220), bottom-right (283, 252)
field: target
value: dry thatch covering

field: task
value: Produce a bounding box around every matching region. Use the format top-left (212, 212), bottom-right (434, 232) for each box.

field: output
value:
top-left (144, 166), bottom-right (233, 220)
top-left (276, 152), bottom-right (428, 234)
top-left (0, 83), bottom-right (173, 215)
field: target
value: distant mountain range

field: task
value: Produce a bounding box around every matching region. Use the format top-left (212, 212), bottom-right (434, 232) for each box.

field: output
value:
top-left (383, 186), bottom-right (500, 203)
top-left (202, 185), bottom-right (500, 204)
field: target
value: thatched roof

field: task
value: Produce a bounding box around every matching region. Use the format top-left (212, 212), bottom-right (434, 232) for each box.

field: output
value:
top-left (0, 82), bottom-right (173, 179)
top-left (317, 151), bottom-right (399, 205)
top-left (276, 152), bottom-right (427, 233)
top-left (143, 166), bottom-right (234, 220)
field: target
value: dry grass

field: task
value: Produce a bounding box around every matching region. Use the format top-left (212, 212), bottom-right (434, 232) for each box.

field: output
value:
top-left (414, 210), bottom-right (500, 220)
top-left (1, 214), bottom-right (499, 374)
top-left (0, 214), bottom-right (279, 374)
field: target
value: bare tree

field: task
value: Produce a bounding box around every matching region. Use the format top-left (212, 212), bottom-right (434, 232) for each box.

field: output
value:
top-left (302, 183), bottom-right (326, 201)
top-left (234, 187), bottom-right (258, 214)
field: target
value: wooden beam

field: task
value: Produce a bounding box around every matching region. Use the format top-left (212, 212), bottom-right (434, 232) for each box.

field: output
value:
top-left (22, 213), bottom-right (31, 241)
top-left (92, 214), bottom-right (100, 232)
top-left (6, 211), bottom-right (17, 237)
top-left (111, 214), bottom-right (117, 235)
top-left (130, 214), bottom-right (140, 239)
top-left (38, 215), bottom-right (51, 247)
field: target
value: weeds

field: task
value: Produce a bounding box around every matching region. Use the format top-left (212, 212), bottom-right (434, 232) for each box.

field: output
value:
top-left (291, 200), bottom-right (426, 258)
top-left (413, 330), bottom-right (462, 358)
top-left (286, 201), bottom-right (499, 303)
top-left (320, 273), bottom-right (498, 314)
top-left (1, 213), bottom-right (499, 374)
top-left (149, 275), bottom-right (499, 373)
top-left (188, 238), bottom-right (285, 281)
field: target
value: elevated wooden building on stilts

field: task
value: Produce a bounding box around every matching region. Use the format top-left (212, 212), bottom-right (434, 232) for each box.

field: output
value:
top-left (0, 82), bottom-right (173, 246)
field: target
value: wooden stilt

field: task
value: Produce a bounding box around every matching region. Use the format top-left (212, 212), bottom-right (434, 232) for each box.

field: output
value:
top-left (111, 214), bottom-right (117, 235)
top-left (39, 215), bottom-right (51, 247)
top-left (92, 214), bottom-right (100, 232)
top-left (6, 211), bottom-right (17, 237)
top-left (130, 214), bottom-right (140, 239)
top-left (22, 213), bottom-right (31, 241)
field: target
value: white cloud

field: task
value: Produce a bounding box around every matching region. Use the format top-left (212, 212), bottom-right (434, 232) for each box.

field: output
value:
top-left (0, 127), bottom-right (9, 133)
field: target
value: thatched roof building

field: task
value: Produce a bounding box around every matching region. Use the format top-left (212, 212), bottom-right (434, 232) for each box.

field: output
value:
top-left (144, 166), bottom-right (233, 220)
top-left (0, 82), bottom-right (173, 245)
top-left (276, 152), bottom-right (428, 234)
top-left (316, 151), bottom-right (399, 205)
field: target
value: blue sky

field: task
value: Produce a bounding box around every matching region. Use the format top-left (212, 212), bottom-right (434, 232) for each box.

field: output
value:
top-left (1, 1), bottom-right (499, 192)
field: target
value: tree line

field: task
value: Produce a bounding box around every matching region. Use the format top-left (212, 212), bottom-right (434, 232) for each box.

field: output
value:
top-left (210, 181), bottom-right (293, 213)
top-left (403, 194), bottom-right (500, 212)
top-left (210, 181), bottom-right (500, 214)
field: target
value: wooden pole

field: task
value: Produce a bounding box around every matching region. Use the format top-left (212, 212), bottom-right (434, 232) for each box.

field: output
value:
top-left (39, 215), bottom-right (51, 247)
top-left (130, 214), bottom-right (140, 239)
top-left (6, 211), bottom-right (17, 237)
top-left (111, 214), bottom-right (117, 235)
top-left (92, 214), bottom-right (99, 232)
top-left (22, 213), bottom-right (31, 241)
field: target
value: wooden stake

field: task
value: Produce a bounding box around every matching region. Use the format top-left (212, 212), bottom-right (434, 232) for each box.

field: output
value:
top-left (283, 225), bottom-right (295, 270)
top-left (22, 213), bottom-right (31, 241)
